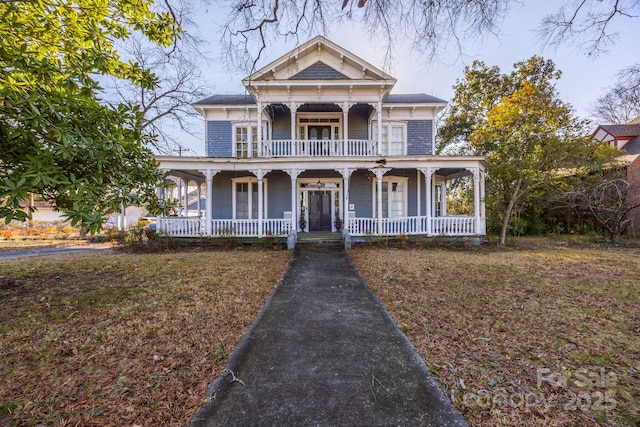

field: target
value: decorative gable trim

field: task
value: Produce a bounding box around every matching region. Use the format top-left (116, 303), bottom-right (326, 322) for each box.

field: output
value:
top-left (244, 35), bottom-right (396, 83)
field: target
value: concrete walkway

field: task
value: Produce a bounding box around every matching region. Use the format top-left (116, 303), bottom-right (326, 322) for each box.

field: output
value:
top-left (191, 246), bottom-right (468, 426)
top-left (0, 245), bottom-right (110, 260)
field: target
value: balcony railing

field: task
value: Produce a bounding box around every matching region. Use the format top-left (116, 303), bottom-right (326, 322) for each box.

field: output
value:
top-left (261, 139), bottom-right (378, 157)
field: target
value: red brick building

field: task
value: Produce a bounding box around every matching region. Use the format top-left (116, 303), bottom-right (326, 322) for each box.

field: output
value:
top-left (592, 119), bottom-right (640, 236)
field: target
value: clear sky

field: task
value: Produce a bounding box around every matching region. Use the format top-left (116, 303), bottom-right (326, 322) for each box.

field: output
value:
top-left (177, 0), bottom-right (640, 155)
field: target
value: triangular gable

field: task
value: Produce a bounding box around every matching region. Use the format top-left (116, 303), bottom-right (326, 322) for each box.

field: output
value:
top-left (291, 61), bottom-right (349, 80)
top-left (245, 35), bottom-right (395, 83)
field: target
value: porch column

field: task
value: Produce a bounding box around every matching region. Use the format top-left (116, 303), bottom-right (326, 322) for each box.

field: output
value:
top-left (285, 169), bottom-right (303, 232)
top-left (473, 168), bottom-right (480, 234)
top-left (480, 168), bottom-right (486, 234)
top-left (342, 102), bottom-right (353, 155)
top-left (336, 168), bottom-right (355, 229)
top-left (369, 167), bottom-right (390, 235)
top-left (183, 179), bottom-right (189, 217)
top-left (199, 169), bottom-right (220, 236)
top-left (290, 102), bottom-right (298, 156)
top-left (418, 167), bottom-right (432, 235)
top-left (377, 100), bottom-right (383, 156)
top-left (257, 100), bottom-right (262, 157)
top-left (252, 169), bottom-right (271, 238)
top-left (196, 182), bottom-right (202, 219)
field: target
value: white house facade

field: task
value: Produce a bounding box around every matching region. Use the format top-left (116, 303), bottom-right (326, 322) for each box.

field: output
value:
top-left (156, 36), bottom-right (486, 243)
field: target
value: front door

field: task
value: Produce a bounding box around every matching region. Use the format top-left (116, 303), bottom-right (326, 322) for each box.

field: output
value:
top-left (308, 126), bottom-right (331, 140)
top-left (308, 191), bottom-right (332, 231)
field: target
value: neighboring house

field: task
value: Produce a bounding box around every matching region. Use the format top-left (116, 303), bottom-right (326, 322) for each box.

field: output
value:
top-left (156, 36), bottom-right (487, 241)
top-left (592, 120), bottom-right (640, 236)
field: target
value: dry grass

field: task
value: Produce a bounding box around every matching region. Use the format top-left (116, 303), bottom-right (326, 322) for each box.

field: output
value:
top-left (350, 237), bottom-right (640, 426)
top-left (0, 249), bottom-right (290, 426)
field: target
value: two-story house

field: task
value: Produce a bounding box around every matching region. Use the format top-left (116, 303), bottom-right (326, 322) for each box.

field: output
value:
top-left (156, 36), bottom-right (487, 244)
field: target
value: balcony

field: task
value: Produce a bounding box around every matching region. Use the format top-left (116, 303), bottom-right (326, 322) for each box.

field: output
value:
top-left (261, 139), bottom-right (378, 157)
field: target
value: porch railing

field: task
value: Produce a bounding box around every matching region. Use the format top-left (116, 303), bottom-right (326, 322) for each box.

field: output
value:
top-left (157, 217), bottom-right (203, 237)
top-left (156, 216), bottom-right (477, 237)
top-left (346, 216), bottom-right (477, 236)
top-left (261, 139), bottom-right (378, 157)
top-left (157, 217), bottom-right (292, 237)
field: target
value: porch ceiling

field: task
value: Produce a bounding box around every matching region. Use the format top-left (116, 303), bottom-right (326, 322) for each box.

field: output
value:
top-left (157, 155), bottom-right (487, 175)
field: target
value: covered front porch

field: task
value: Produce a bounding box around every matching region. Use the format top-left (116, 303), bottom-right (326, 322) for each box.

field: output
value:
top-left (154, 157), bottom-right (486, 242)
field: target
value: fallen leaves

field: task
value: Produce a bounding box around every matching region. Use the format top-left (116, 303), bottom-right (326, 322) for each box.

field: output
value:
top-left (350, 237), bottom-right (640, 426)
top-left (0, 249), bottom-right (290, 426)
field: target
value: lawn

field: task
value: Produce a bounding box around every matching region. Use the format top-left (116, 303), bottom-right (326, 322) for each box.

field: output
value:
top-left (0, 249), bottom-right (291, 426)
top-left (349, 237), bottom-right (640, 426)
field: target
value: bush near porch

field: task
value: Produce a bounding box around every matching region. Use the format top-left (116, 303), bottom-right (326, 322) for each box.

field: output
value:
top-left (350, 237), bottom-right (640, 426)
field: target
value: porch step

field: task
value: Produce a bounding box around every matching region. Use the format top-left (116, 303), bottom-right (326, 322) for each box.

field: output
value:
top-left (296, 232), bottom-right (343, 249)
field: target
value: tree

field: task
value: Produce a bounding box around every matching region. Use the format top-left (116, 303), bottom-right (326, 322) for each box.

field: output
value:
top-left (538, 0), bottom-right (640, 57)
top-left (217, 0), bottom-right (639, 69)
top-left (0, 1), bottom-right (180, 232)
top-left (105, 1), bottom-right (209, 154)
top-left (593, 64), bottom-right (640, 124)
top-left (439, 57), bottom-right (600, 247)
top-left (562, 176), bottom-right (640, 243)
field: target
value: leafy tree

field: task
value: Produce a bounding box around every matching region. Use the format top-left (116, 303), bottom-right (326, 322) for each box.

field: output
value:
top-left (217, 0), bottom-right (639, 69)
top-left (0, 0), bottom-right (180, 232)
top-left (439, 57), bottom-right (605, 247)
top-left (593, 64), bottom-right (640, 124)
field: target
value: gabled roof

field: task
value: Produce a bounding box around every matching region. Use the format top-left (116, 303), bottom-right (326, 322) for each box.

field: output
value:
top-left (385, 93), bottom-right (447, 104)
top-left (291, 61), bottom-right (350, 80)
top-left (597, 124), bottom-right (640, 138)
top-left (193, 92), bottom-right (447, 107)
top-left (244, 35), bottom-right (396, 83)
top-left (621, 135), bottom-right (640, 154)
top-left (193, 94), bottom-right (255, 106)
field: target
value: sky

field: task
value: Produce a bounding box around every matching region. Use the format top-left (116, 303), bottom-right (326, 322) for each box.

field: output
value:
top-left (176, 0), bottom-right (640, 155)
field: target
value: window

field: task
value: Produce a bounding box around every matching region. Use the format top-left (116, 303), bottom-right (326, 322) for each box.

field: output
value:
top-left (232, 178), bottom-right (267, 219)
top-left (234, 124), bottom-right (264, 157)
top-left (373, 177), bottom-right (408, 218)
top-left (434, 184), bottom-right (442, 217)
top-left (235, 126), bottom-right (248, 158)
top-left (371, 122), bottom-right (406, 155)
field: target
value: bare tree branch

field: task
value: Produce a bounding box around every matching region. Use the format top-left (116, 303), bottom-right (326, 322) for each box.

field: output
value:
top-left (593, 64), bottom-right (640, 123)
top-left (538, 0), bottom-right (640, 57)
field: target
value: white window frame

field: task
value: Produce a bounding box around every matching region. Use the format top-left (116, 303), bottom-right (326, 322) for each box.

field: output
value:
top-left (297, 113), bottom-right (342, 140)
top-left (233, 123), bottom-right (269, 157)
top-left (371, 176), bottom-right (409, 218)
top-left (370, 121), bottom-right (407, 156)
top-left (231, 177), bottom-right (268, 219)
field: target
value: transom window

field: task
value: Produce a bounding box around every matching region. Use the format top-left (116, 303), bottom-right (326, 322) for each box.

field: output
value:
top-left (371, 121), bottom-right (407, 156)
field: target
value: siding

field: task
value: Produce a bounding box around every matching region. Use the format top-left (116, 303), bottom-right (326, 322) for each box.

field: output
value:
top-left (348, 106), bottom-right (370, 139)
top-left (211, 171), bottom-right (234, 219)
top-left (349, 172), bottom-right (373, 218)
top-left (266, 172), bottom-right (291, 218)
top-left (207, 121), bottom-right (233, 157)
top-left (406, 120), bottom-right (433, 155)
top-left (271, 108), bottom-right (291, 140)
